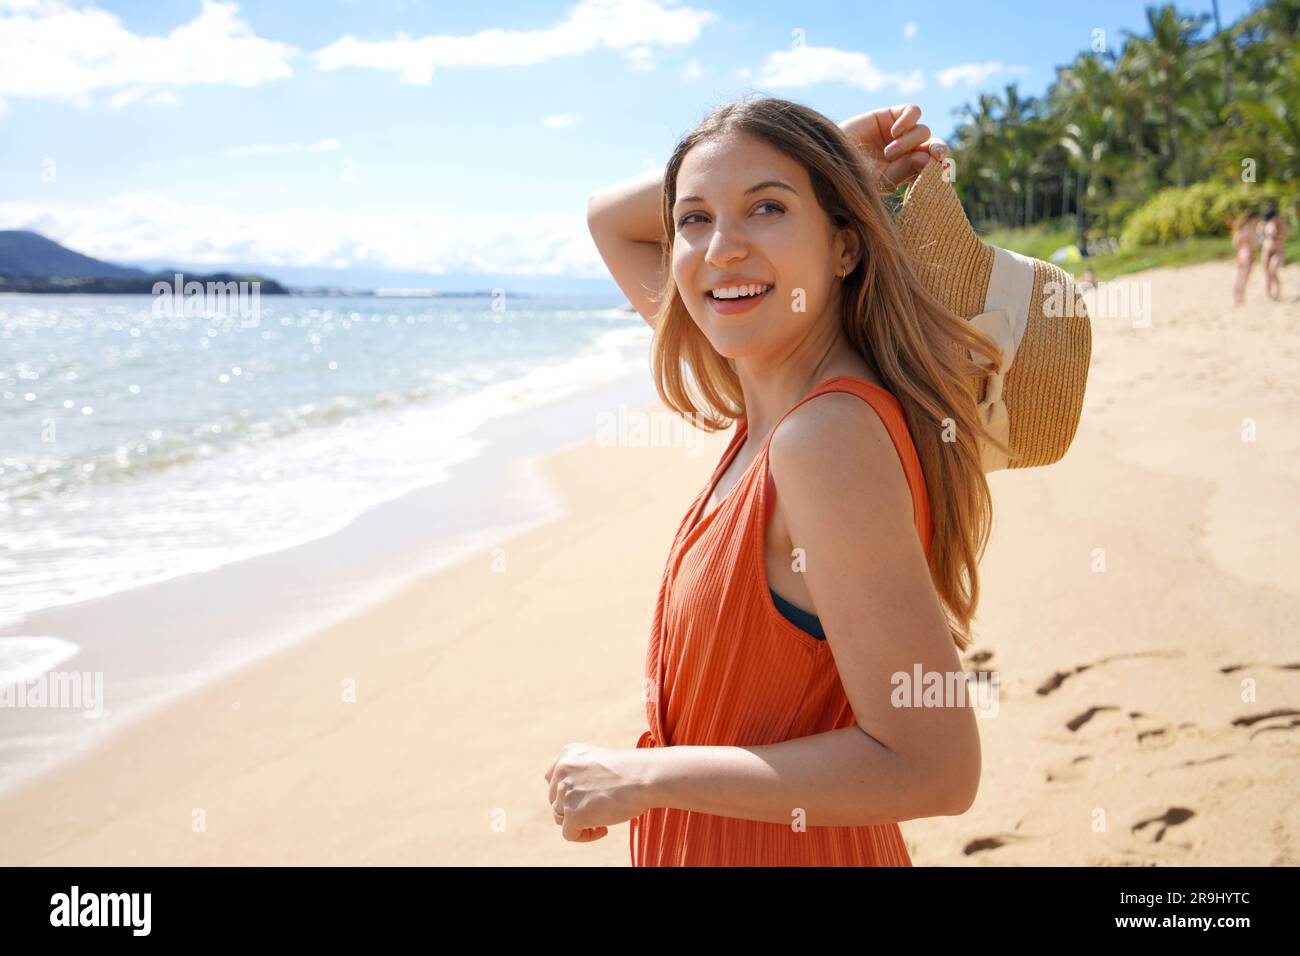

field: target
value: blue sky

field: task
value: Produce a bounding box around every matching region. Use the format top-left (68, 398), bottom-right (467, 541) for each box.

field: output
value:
top-left (0, 0), bottom-right (1261, 292)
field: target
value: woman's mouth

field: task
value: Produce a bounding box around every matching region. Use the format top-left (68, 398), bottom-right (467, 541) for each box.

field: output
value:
top-left (706, 284), bottom-right (773, 314)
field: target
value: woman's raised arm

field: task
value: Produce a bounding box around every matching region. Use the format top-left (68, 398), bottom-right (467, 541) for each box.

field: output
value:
top-left (586, 166), bottom-right (669, 329)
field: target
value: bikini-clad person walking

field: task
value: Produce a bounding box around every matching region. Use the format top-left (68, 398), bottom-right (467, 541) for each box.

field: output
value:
top-left (1232, 209), bottom-right (1259, 306)
top-left (1261, 205), bottom-right (1291, 302)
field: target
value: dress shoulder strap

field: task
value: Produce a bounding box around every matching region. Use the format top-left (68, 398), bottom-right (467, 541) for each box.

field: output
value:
top-left (761, 375), bottom-right (908, 454)
top-left (759, 376), bottom-right (931, 552)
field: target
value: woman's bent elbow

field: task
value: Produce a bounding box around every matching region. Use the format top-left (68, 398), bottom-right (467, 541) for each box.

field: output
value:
top-left (586, 191), bottom-right (611, 229)
top-left (945, 777), bottom-right (979, 816)
top-left (920, 748), bottom-right (981, 817)
top-left (940, 756), bottom-right (981, 816)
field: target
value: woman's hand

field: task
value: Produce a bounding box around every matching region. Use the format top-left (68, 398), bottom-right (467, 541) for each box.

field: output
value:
top-left (544, 741), bottom-right (655, 842)
top-left (840, 104), bottom-right (947, 192)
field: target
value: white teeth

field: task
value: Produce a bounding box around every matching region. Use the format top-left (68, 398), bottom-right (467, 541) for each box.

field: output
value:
top-left (711, 283), bottom-right (771, 300)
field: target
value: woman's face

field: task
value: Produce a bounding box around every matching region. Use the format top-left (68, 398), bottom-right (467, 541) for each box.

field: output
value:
top-left (671, 130), bottom-right (854, 359)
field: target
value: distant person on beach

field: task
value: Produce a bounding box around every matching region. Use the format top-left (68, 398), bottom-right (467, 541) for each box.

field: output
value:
top-left (1260, 205), bottom-right (1290, 302)
top-left (1232, 209), bottom-right (1260, 306)
top-left (571, 99), bottom-right (985, 866)
top-left (1079, 267), bottom-right (1097, 291)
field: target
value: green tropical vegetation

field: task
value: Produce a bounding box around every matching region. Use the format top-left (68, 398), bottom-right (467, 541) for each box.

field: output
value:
top-left (945, 0), bottom-right (1299, 274)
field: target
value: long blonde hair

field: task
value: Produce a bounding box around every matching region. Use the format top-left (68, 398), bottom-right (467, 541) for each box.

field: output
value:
top-left (649, 96), bottom-right (1009, 653)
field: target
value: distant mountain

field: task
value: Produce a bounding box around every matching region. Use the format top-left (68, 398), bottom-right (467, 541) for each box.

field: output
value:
top-left (0, 229), bottom-right (148, 279)
top-left (0, 230), bottom-right (287, 294)
top-left (0, 229), bottom-right (623, 298)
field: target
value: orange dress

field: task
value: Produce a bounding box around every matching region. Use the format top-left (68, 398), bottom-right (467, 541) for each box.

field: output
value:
top-left (629, 375), bottom-right (934, 866)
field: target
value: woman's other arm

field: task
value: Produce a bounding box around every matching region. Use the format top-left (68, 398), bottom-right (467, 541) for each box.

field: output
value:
top-left (640, 395), bottom-right (981, 826)
top-left (586, 166), bottom-right (669, 329)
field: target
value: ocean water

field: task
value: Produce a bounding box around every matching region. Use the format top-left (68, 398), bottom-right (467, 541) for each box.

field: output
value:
top-left (0, 292), bottom-right (650, 683)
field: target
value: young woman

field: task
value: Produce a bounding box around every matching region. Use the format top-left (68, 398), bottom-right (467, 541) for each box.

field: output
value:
top-left (1232, 209), bottom-right (1260, 306)
top-left (1261, 205), bottom-right (1291, 302)
top-left (547, 97), bottom-right (995, 866)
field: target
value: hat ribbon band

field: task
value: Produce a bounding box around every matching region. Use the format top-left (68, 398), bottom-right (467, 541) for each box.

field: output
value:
top-left (968, 308), bottom-right (1014, 472)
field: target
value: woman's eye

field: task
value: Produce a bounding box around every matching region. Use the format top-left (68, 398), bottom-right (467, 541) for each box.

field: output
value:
top-left (678, 201), bottom-right (784, 229)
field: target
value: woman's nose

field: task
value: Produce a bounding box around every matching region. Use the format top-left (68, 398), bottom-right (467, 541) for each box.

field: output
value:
top-left (705, 227), bottom-right (749, 267)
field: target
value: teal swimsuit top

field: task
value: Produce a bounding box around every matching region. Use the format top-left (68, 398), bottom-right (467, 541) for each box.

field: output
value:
top-left (769, 587), bottom-right (825, 639)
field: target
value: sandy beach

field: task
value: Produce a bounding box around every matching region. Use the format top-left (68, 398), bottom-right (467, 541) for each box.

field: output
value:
top-left (1, 258), bottom-right (1297, 866)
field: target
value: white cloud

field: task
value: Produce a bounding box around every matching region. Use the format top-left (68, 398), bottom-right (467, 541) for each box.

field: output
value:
top-left (107, 86), bottom-right (184, 110)
top-left (681, 57), bottom-right (703, 80)
top-left (222, 138), bottom-right (342, 157)
top-left (542, 113), bottom-right (581, 129)
top-left (903, 21), bottom-right (918, 40)
top-left (0, 1), bottom-right (65, 13)
top-left (623, 45), bottom-right (654, 71)
top-left (936, 61), bottom-right (1029, 89)
top-left (311, 0), bottom-right (717, 84)
top-left (748, 45), bottom-right (925, 93)
top-left (0, 0), bottom-right (296, 108)
top-left (897, 70), bottom-right (925, 94)
top-left (0, 194), bottom-right (606, 277)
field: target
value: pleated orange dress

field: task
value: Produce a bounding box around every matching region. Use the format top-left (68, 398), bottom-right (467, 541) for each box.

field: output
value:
top-left (629, 375), bottom-right (934, 866)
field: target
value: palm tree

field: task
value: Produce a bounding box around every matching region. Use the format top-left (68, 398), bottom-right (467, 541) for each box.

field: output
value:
top-left (997, 83), bottom-right (1039, 227)
top-left (944, 0), bottom-right (1298, 237)
top-left (1051, 54), bottom-right (1115, 215)
top-left (1121, 4), bottom-right (1212, 187)
top-left (1239, 0), bottom-right (1299, 52)
top-left (1211, 0), bottom-right (1235, 121)
top-left (1109, 46), bottom-right (1155, 165)
top-left (1233, 51), bottom-right (1300, 180)
top-left (952, 93), bottom-right (1007, 226)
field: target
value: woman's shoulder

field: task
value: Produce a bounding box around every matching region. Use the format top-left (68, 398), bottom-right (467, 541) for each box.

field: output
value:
top-left (769, 390), bottom-right (914, 486)
top-left (777, 381), bottom-right (904, 444)
top-left (766, 393), bottom-right (920, 538)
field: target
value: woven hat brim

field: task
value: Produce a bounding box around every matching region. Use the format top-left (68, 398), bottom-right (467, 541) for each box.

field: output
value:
top-left (894, 159), bottom-right (1091, 470)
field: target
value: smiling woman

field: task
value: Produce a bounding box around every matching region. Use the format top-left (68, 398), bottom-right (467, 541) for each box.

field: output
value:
top-left (566, 96), bottom-right (996, 866)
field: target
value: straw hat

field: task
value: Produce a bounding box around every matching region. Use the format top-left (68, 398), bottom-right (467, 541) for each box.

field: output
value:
top-left (893, 158), bottom-right (1092, 471)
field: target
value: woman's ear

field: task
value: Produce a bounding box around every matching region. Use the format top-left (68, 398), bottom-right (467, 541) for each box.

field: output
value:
top-left (837, 227), bottom-right (863, 276)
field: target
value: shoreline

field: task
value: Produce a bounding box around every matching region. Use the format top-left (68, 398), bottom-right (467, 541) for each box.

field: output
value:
top-left (0, 368), bottom-right (662, 800)
top-left (0, 386), bottom-right (727, 865)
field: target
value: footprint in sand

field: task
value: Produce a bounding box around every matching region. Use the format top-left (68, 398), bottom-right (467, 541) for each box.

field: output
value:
top-left (1219, 662), bottom-right (1300, 673)
top-left (962, 834), bottom-right (1032, 856)
top-left (1039, 665), bottom-right (1092, 696)
top-left (1231, 708), bottom-right (1300, 741)
top-left (964, 648), bottom-right (995, 680)
top-left (1037, 651), bottom-right (1182, 697)
top-left (1061, 707), bottom-right (1183, 747)
top-left (1045, 754), bottom-right (1093, 783)
top-left (1147, 753), bottom-right (1235, 777)
top-left (1065, 705), bottom-right (1121, 732)
top-left (1131, 807), bottom-right (1195, 843)
top-left (1132, 713), bottom-right (1191, 749)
